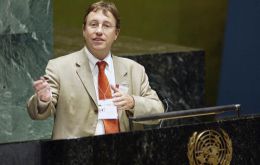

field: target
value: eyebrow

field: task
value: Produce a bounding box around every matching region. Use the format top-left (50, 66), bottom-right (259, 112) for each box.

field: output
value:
top-left (88, 20), bottom-right (113, 25)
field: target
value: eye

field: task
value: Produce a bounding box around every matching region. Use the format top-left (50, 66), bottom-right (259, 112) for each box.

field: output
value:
top-left (103, 24), bottom-right (111, 29)
top-left (89, 22), bottom-right (98, 28)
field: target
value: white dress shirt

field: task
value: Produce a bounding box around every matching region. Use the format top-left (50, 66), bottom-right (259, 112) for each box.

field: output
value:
top-left (84, 47), bottom-right (117, 135)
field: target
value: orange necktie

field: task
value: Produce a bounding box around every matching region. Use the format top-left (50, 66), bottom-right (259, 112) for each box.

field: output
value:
top-left (97, 61), bottom-right (120, 134)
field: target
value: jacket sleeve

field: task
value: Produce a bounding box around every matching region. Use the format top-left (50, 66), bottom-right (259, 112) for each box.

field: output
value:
top-left (27, 60), bottom-right (60, 120)
top-left (130, 65), bottom-right (165, 124)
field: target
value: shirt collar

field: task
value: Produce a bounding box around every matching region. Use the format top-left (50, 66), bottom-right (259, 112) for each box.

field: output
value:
top-left (84, 46), bottom-right (113, 72)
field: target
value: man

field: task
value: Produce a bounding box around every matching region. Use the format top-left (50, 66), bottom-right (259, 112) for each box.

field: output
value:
top-left (27, 1), bottom-right (164, 140)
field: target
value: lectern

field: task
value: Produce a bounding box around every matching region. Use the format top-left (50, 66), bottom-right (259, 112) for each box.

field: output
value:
top-left (0, 112), bottom-right (259, 165)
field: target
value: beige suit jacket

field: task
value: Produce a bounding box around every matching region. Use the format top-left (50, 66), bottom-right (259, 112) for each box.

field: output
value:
top-left (27, 48), bottom-right (164, 139)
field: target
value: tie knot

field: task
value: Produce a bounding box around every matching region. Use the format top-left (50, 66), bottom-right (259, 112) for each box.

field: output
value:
top-left (97, 61), bottom-right (107, 71)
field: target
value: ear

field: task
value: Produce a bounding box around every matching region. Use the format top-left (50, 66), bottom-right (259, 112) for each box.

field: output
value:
top-left (82, 24), bottom-right (86, 37)
top-left (82, 31), bottom-right (85, 38)
top-left (114, 29), bottom-right (120, 40)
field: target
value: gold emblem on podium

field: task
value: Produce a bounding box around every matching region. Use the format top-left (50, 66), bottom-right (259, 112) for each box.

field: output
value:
top-left (187, 129), bottom-right (232, 165)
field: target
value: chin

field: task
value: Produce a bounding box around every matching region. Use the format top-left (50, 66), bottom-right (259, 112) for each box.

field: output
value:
top-left (92, 45), bottom-right (106, 51)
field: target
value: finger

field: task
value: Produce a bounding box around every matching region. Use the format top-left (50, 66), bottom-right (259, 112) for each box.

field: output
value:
top-left (33, 76), bottom-right (48, 90)
top-left (40, 95), bottom-right (49, 102)
top-left (112, 92), bottom-right (122, 98)
top-left (113, 97), bottom-right (123, 103)
top-left (37, 87), bottom-right (51, 101)
top-left (33, 79), bottom-right (44, 87)
top-left (114, 100), bottom-right (126, 107)
top-left (112, 94), bottom-right (125, 102)
top-left (111, 85), bottom-right (119, 93)
top-left (40, 76), bottom-right (45, 81)
top-left (38, 91), bottom-right (51, 102)
top-left (34, 82), bottom-right (49, 92)
top-left (33, 82), bottom-right (45, 91)
top-left (37, 86), bottom-right (50, 95)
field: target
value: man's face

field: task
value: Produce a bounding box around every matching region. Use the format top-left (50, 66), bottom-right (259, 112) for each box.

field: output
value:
top-left (83, 9), bottom-right (119, 59)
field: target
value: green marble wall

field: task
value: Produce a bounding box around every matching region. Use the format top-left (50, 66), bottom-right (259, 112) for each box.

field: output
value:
top-left (0, 0), bottom-right (53, 143)
top-left (0, 0), bottom-right (227, 143)
top-left (54, 0), bottom-right (227, 106)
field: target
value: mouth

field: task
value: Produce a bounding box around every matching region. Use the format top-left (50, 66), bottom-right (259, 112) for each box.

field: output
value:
top-left (93, 38), bottom-right (105, 42)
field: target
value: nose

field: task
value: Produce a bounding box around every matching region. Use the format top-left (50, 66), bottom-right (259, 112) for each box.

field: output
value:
top-left (95, 24), bottom-right (103, 35)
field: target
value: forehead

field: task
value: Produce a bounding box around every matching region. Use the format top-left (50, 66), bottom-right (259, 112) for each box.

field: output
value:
top-left (86, 9), bottom-right (116, 23)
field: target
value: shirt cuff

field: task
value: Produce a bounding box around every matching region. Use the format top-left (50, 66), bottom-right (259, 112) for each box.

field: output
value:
top-left (37, 98), bottom-right (51, 109)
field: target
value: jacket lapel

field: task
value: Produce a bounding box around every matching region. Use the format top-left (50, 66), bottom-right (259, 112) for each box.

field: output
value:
top-left (113, 56), bottom-right (128, 120)
top-left (113, 56), bottom-right (128, 86)
top-left (75, 49), bottom-right (98, 106)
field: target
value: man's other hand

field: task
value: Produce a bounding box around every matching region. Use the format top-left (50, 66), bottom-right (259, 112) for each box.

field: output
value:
top-left (111, 85), bottom-right (135, 111)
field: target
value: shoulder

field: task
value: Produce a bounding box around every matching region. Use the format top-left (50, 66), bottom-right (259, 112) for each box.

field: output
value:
top-left (46, 49), bottom-right (85, 73)
top-left (113, 56), bottom-right (144, 69)
top-left (49, 49), bottom-right (82, 64)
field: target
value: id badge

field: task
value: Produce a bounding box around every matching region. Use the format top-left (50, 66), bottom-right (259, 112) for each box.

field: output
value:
top-left (98, 99), bottom-right (118, 119)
